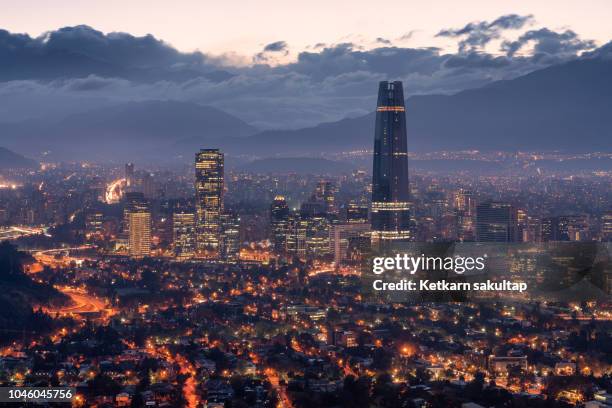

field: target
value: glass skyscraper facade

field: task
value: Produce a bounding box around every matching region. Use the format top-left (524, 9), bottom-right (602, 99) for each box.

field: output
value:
top-left (173, 212), bottom-right (196, 259)
top-left (371, 81), bottom-right (411, 246)
top-left (195, 149), bottom-right (224, 252)
top-left (475, 201), bottom-right (518, 242)
top-left (125, 192), bottom-right (151, 258)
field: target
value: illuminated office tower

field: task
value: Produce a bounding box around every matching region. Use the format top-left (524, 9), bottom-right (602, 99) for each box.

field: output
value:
top-left (565, 215), bottom-right (589, 241)
top-left (220, 213), bottom-right (241, 261)
top-left (314, 180), bottom-right (338, 216)
top-left (305, 216), bottom-right (330, 259)
top-left (602, 212), bottom-right (612, 241)
top-left (286, 214), bottom-right (308, 258)
top-left (371, 81), bottom-right (411, 247)
top-left (125, 163), bottom-right (134, 187)
top-left (454, 189), bottom-right (475, 214)
top-left (123, 192), bottom-right (147, 234)
top-left (476, 201), bottom-right (518, 242)
top-left (173, 212), bottom-right (196, 259)
top-left (346, 202), bottom-right (369, 224)
top-left (542, 215), bottom-right (589, 242)
top-left (126, 193), bottom-right (151, 258)
top-left (195, 149), bottom-right (224, 251)
top-left (270, 195), bottom-right (290, 253)
top-left (455, 189), bottom-right (475, 241)
top-left (85, 212), bottom-right (104, 235)
top-left (329, 222), bottom-right (371, 265)
top-left (141, 172), bottom-right (156, 198)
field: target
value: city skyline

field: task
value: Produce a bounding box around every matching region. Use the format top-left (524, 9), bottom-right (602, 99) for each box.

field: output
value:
top-left (0, 92), bottom-right (610, 407)
top-left (0, 4), bottom-right (611, 407)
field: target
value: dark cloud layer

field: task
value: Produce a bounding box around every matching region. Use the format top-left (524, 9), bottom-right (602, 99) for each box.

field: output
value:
top-left (503, 28), bottom-right (596, 58)
top-left (263, 41), bottom-right (288, 52)
top-left (0, 18), bottom-right (603, 129)
top-left (437, 14), bottom-right (533, 52)
top-left (254, 41), bottom-right (289, 63)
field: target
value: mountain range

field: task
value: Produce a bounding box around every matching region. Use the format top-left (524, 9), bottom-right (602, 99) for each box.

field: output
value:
top-left (232, 55), bottom-right (612, 154)
top-left (1, 54), bottom-right (611, 161)
top-left (0, 147), bottom-right (37, 169)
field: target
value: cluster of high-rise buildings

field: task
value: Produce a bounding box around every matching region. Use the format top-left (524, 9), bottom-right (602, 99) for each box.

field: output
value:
top-left (269, 184), bottom-right (371, 263)
top-left (118, 80), bottom-right (610, 263)
top-left (124, 149), bottom-right (239, 260)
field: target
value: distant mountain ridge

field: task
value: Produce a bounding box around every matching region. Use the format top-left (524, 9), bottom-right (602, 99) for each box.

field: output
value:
top-left (239, 157), bottom-right (353, 174)
top-left (0, 100), bottom-right (257, 161)
top-left (0, 55), bottom-right (611, 161)
top-left (227, 56), bottom-right (612, 154)
top-left (0, 147), bottom-right (37, 169)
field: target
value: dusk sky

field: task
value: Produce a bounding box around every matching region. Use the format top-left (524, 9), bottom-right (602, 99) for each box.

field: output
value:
top-left (1, 0), bottom-right (611, 130)
top-left (2, 0), bottom-right (611, 61)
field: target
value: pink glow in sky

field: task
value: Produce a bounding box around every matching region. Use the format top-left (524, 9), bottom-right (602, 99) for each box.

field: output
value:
top-left (2, 0), bottom-right (611, 61)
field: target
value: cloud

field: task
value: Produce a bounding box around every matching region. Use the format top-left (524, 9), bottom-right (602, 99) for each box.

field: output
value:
top-left (437, 14), bottom-right (534, 52)
top-left (254, 40), bottom-right (290, 64)
top-left (398, 31), bottom-right (417, 41)
top-left (0, 25), bottom-right (220, 82)
top-left (502, 28), bottom-right (596, 57)
top-left (263, 41), bottom-right (288, 52)
top-left (0, 19), bottom-right (604, 129)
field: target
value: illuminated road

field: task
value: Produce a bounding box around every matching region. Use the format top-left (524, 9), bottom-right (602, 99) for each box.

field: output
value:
top-left (141, 344), bottom-right (200, 408)
top-left (45, 286), bottom-right (113, 320)
top-left (0, 226), bottom-right (48, 241)
top-left (31, 245), bottom-right (94, 269)
top-left (265, 368), bottom-right (293, 408)
top-left (176, 354), bottom-right (199, 408)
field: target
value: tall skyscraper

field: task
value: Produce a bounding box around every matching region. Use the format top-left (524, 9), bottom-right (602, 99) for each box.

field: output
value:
top-left (125, 192), bottom-right (151, 258)
top-left (125, 163), bottom-right (134, 187)
top-left (455, 189), bottom-right (475, 241)
top-left (541, 215), bottom-right (589, 242)
top-left (476, 201), bottom-right (518, 242)
top-left (602, 212), bottom-right (612, 242)
top-left (314, 180), bottom-right (338, 216)
top-left (270, 195), bottom-right (290, 253)
top-left (195, 149), bottom-right (224, 252)
top-left (220, 213), bottom-right (241, 261)
top-left (329, 223), bottom-right (371, 266)
top-left (173, 212), bottom-right (196, 259)
top-left (286, 214), bottom-right (308, 258)
top-left (371, 81), bottom-right (411, 247)
top-left (346, 202), bottom-right (369, 224)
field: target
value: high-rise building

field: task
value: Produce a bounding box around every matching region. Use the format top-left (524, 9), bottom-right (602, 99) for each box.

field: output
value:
top-left (123, 192), bottom-right (147, 234)
top-left (602, 212), bottom-right (612, 241)
top-left (141, 172), bottom-right (156, 199)
top-left (286, 213), bottom-right (308, 258)
top-left (220, 213), bottom-right (241, 261)
top-left (314, 180), bottom-right (338, 216)
top-left (305, 216), bottom-right (330, 259)
top-left (542, 215), bottom-right (589, 242)
top-left (85, 212), bottom-right (104, 235)
top-left (329, 223), bottom-right (371, 265)
top-left (476, 201), bottom-right (518, 242)
top-left (173, 212), bottom-right (196, 259)
top-left (126, 193), bottom-right (151, 258)
top-left (346, 202), bottom-right (369, 224)
top-left (454, 189), bottom-right (475, 215)
top-left (270, 195), bottom-right (290, 253)
top-left (195, 149), bottom-right (224, 252)
top-left (371, 81), bottom-right (411, 247)
top-left (125, 163), bottom-right (134, 187)
top-left (454, 189), bottom-right (475, 241)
